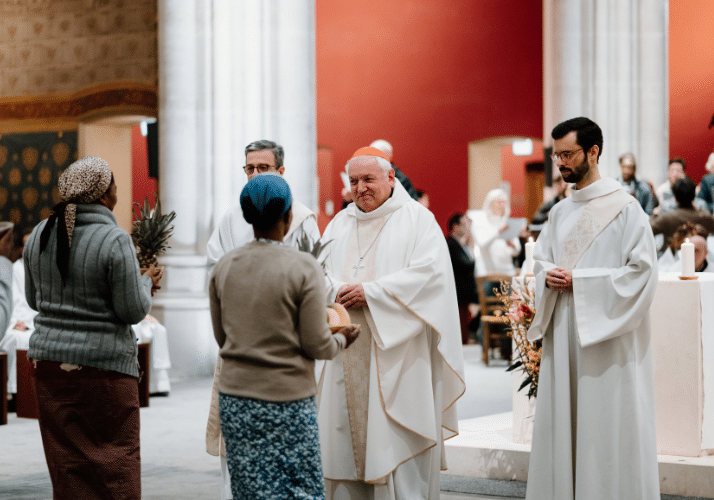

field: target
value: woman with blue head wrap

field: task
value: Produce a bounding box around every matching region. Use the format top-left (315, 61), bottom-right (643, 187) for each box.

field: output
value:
top-left (240, 172), bottom-right (293, 234)
top-left (209, 172), bottom-right (359, 499)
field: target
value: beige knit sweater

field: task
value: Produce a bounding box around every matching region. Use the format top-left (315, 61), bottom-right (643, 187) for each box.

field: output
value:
top-left (207, 241), bottom-right (345, 454)
top-left (209, 240), bottom-right (345, 400)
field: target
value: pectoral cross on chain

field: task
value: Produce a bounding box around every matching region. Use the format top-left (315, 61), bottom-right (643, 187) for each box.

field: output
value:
top-left (352, 258), bottom-right (365, 277)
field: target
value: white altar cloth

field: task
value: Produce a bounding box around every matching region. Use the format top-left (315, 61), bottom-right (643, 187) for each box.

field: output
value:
top-left (651, 272), bottom-right (714, 456)
top-left (511, 272), bottom-right (714, 456)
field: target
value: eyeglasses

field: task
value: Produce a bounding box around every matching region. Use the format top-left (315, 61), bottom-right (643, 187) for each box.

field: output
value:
top-left (243, 164), bottom-right (276, 175)
top-left (551, 148), bottom-right (583, 163)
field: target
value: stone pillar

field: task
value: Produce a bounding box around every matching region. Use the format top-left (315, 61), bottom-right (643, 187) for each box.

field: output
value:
top-left (211, 0), bottom-right (317, 222)
top-left (153, 0), bottom-right (317, 380)
top-left (152, 0), bottom-right (215, 380)
top-left (543, 0), bottom-right (668, 184)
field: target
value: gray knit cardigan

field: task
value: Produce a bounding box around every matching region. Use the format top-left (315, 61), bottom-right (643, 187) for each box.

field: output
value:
top-left (24, 204), bottom-right (153, 377)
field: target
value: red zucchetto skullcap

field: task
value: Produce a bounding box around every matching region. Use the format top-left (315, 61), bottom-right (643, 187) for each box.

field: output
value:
top-left (350, 147), bottom-right (391, 163)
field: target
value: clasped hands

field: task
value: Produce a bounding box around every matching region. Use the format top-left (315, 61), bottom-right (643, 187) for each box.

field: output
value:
top-left (336, 283), bottom-right (367, 310)
top-left (545, 267), bottom-right (572, 292)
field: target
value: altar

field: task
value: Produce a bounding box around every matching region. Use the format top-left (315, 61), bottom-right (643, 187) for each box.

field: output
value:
top-left (442, 273), bottom-right (714, 498)
top-left (650, 272), bottom-right (714, 456)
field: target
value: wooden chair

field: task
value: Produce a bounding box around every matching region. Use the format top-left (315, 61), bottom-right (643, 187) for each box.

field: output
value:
top-left (476, 274), bottom-right (513, 366)
top-left (137, 342), bottom-right (150, 408)
top-left (16, 349), bottom-right (38, 419)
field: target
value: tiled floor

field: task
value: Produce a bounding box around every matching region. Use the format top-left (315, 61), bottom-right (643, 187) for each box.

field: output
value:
top-left (1, 345), bottom-right (520, 499)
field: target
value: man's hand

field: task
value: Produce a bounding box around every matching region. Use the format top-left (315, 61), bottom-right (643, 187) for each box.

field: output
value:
top-left (545, 267), bottom-right (573, 292)
top-left (336, 284), bottom-right (367, 310)
top-left (336, 324), bottom-right (360, 348)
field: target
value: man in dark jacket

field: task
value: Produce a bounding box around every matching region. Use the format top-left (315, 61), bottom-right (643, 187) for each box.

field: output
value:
top-left (617, 153), bottom-right (655, 215)
top-left (446, 213), bottom-right (479, 344)
top-left (696, 152), bottom-right (714, 213)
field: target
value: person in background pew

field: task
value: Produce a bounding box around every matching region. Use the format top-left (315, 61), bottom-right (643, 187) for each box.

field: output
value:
top-left (132, 315), bottom-right (172, 396)
top-left (0, 231), bottom-right (37, 411)
top-left (0, 226), bottom-right (14, 348)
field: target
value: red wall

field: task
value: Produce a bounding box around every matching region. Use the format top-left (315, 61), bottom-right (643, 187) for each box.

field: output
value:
top-left (669, 1), bottom-right (714, 183)
top-left (316, 1), bottom-right (543, 230)
top-left (131, 125), bottom-right (157, 212)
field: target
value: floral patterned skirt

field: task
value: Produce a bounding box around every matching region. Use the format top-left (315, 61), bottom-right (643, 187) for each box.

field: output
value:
top-left (219, 393), bottom-right (326, 500)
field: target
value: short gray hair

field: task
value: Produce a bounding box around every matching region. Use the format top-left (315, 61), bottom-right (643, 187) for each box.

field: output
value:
top-left (346, 155), bottom-right (393, 176)
top-left (245, 140), bottom-right (284, 168)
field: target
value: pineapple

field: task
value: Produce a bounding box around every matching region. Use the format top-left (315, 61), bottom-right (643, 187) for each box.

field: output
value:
top-left (297, 232), bottom-right (332, 272)
top-left (132, 195), bottom-right (176, 268)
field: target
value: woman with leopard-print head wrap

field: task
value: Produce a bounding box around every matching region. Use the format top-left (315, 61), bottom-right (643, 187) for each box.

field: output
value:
top-left (23, 155), bottom-right (162, 499)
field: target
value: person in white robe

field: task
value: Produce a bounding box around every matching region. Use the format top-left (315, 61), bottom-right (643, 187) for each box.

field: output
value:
top-left (206, 143), bottom-right (319, 264)
top-left (132, 315), bottom-right (172, 394)
top-left (204, 139), bottom-right (321, 500)
top-left (1, 258), bottom-right (36, 396)
top-left (0, 227), bottom-right (11, 338)
top-left (1, 231), bottom-right (37, 397)
top-left (317, 146), bottom-right (465, 500)
top-left (467, 189), bottom-right (521, 277)
top-left (525, 117), bottom-right (660, 500)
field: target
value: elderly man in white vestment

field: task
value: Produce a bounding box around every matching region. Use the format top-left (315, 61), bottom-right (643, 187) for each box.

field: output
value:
top-left (317, 146), bottom-right (465, 500)
top-left (205, 139), bottom-right (321, 500)
top-left (526, 117), bottom-right (660, 499)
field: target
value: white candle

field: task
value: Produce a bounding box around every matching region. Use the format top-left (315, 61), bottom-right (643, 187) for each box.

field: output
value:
top-left (681, 238), bottom-right (695, 277)
top-left (525, 236), bottom-right (535, 275)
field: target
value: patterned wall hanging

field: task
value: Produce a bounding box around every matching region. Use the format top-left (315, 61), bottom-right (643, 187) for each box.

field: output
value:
top-left (0, 131), bottom-right (78, 240)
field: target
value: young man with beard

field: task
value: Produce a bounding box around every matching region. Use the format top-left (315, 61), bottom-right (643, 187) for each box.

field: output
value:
top-left (525, 117), bottom-right (660, 499)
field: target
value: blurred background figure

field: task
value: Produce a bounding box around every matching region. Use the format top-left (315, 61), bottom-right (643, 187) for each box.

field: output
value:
top-left (0, 225), bottom-right (14, 381)
top-left (446, 213), bottom-right (479, 344)
top-left (654, 158), bottom-right (709, 215)
top-left (416, 189), bottom-right (430, 209)
top-left (696, 151), bottom-right (714, 213)
top-left (650, 176), bottom-right (714, 255)
top-left (657, 222), bottom-right (712, 272)
top-left (369, 139), bottom-right (419, 200)
top-left (617, 153), bottom-right (655, 215)
top-left (530, 171), bottom-right (570, 228)
top-left (132, 315), bottom-right (172, 396)
top-left (691, 235), bottom-right (712, 272)
top-left (0, 230), bottom-right (36, 410)
top-left (468, 188), bottom-right (521, 277)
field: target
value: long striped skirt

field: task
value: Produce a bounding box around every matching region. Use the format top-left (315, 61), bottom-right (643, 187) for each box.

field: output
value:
top-left (219, 393), bottom-right (326, 500)
top-left (32, 360), bottom-right (141, 500)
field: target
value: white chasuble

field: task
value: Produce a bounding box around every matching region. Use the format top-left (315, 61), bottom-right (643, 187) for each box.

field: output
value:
top-left (526, 178), bottom-right (660, 500)
top-left (317, 181), bottom-right (465, 499)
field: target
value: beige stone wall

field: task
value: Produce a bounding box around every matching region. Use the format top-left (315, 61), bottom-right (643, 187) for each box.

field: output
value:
top-left (0, 0), bottom-right (157, 98)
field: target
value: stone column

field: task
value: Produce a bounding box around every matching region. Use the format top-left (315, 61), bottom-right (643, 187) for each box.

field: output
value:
top-left (153, 0), bottom-right (317, 380)
top-left (211, 0), bottom-right (317, 221)
top-left (153, 0), bottom-right (215, 380)
top-left (543, 0), bottom-right (668, 184)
